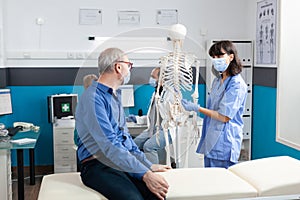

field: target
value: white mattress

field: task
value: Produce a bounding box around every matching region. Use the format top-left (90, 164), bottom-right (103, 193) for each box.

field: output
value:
top-left (38, 173), bottom-right (107, 200)
top-left (38, 156), bottom-right (300, 200)
top-left (157, 168), bottom-right (257, 200)
top-left (229, 156), bottom-right (300, 196)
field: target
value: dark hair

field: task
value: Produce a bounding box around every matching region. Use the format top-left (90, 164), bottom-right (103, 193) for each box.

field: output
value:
top-left (209, 40), bottom-right (243, 76)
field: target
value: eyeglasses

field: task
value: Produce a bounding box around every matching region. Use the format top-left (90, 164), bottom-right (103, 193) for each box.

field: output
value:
top-left (116, 61), bottom-right (133, 71)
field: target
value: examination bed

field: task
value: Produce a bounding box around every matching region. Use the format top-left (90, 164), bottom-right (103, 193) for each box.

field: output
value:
top-left (37, 156), bottom-right (300, 200)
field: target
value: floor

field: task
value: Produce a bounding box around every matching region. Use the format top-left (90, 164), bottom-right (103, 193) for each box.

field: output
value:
top-left (11, 165), bottom-right (52, 200)
top-left (12, 176), bottom-right (42, 200)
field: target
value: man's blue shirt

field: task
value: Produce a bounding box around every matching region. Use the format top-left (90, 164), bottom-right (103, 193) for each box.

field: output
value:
top-left (76, 81), bottom-right (152, 179)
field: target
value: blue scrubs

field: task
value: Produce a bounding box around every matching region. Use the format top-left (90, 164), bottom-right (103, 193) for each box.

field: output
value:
top-left (197, 74), bottom-right (247, 168)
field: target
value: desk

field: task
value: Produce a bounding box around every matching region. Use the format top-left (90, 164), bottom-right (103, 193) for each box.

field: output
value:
top-left (0, 130), bottom-right (40, 200)
top-left (126, 122), bottom-right (147, 137)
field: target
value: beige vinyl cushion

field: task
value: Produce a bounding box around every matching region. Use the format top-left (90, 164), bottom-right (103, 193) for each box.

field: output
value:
top-left (229, 156), bottom-right (300, 196)
top-left (38, 172), bottom-right (107, 200)
top-left (157, 168), bottom-right (257, 200)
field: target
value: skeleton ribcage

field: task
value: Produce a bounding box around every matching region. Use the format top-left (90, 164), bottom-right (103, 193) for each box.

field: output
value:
top-left (161, 52), bottom-right (194, 91)
top-left (159, 52), bottom-right (195, 107)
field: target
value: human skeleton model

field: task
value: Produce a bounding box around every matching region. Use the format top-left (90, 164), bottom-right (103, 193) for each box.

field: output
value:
top-left (155, 24), bottom-right (200, 167)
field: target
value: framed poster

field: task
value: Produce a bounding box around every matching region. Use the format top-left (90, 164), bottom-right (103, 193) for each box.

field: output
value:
top-left (255, 0), bottom-right (277, 67)
top-left (156, 9), bottom-right (178, 25)
top-left (118, 11), bottom-right (140, 25)
top-left (79, 9), bottom-right (102, 25)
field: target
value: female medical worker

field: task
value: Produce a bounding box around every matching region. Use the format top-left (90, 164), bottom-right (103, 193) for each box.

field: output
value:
top-left (181, 40), bottom-right (247, 168)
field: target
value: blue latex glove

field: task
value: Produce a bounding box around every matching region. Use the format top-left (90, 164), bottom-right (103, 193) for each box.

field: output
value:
top-left (181, 99), bottom-right (200, 112)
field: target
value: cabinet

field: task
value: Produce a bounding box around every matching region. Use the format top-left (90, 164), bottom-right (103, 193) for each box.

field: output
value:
top-left (53, 119), bottom-right (77, 173)
top-left (206, 40), bottom-right (253, 161)
top-left (0, 150), bottom-right (12, 200)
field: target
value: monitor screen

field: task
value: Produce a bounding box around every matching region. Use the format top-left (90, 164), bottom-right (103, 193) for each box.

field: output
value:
top-left (49, 94), bottom-right (78, 122)
top-left (119, 85), bottom-right (134, 107)
top-left (0, 89), bottom-right (12, 115)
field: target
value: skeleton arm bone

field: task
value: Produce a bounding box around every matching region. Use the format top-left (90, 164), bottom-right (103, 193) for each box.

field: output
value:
top-left (191, 59), bottom-right (200, 134)
top-left (154, 57), bottom-right (168, 145)
top-left (191, 59), bottom-right (200, 101)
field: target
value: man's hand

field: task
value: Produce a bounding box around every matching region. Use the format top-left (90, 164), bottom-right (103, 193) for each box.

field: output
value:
top-left (181, 99), bottom-right (200, 112)
top-left (143, 171), bottom-right (169, 200)
top-left (151, 164), bottom-right (171, 172)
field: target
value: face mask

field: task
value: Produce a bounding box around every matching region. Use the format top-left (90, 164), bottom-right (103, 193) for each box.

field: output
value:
top-left (212, 57), bottom-right (229, 73)
top-left (123, 70), bottom-right (131, 85)
top-left (149, 77), bottom-right (157, 87)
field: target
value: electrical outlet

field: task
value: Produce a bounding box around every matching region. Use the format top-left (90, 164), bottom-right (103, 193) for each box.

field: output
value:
top-left (36, 18), bottom-right (45, 25)
top-left (23, 52), bottom-right (31, 59)
top-left (76, 52), bottom-right (86, 59)
top-left (67, 52), bottom-right (75, 59)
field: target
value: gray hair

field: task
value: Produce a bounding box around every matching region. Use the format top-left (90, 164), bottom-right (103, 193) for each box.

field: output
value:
top-left (98, 48), bottom-right (125, 75)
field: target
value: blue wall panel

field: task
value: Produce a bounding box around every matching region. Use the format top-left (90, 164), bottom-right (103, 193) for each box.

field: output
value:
top-left (2, 84), bottom-right (299, 166)
top-left (252, 85), bottom-right (300, 160)
top-left (128, 85), bottom-right (155, 116)
top-left (0, 85), bottom-right (83, 166)
top-left (0, 84), bottom-right (205, 166)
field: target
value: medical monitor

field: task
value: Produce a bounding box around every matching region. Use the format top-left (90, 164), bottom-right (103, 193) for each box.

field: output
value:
top-left (48, 94), bottom-right (78, 123)
top-left (0, 89), bottom-right (12, 115)
top-left (119, 85), bottom-right (134, 107)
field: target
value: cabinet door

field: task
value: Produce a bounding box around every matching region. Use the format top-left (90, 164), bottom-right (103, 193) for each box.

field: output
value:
top-left (54, 148), bottom-right (76, 160)
top-left (53, 128), bottom-right (74, 144)
top-left (54, 161), bottom-right (77, 173)
top-left (0, 150), bottom-right (12, 200)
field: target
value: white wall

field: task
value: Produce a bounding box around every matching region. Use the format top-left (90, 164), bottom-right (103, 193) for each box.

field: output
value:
top-left (0, 0), bottom-right (4, 67)
top-left (276, 0), bottom-right (300, 150)
top-left (1, 0), bottom-right (256, 66)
